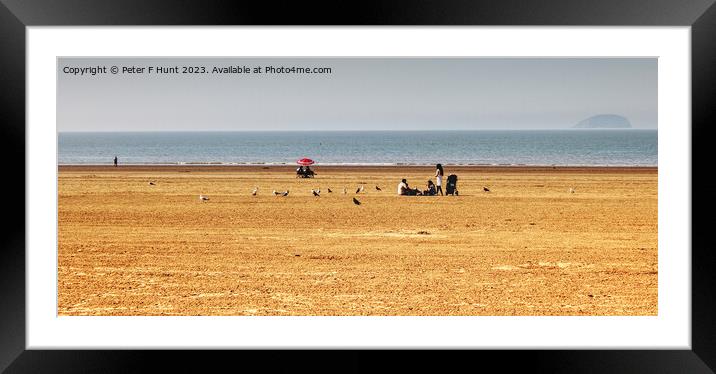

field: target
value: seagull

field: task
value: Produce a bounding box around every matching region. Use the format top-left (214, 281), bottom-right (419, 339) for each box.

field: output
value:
top-left (312, 189), bottom-right (320, 197)
top-left (199, 195), bottom-right (209, 201)
top-left (273, 190), bottom-right (280, 196)
top-left (148, 181), bottom-right (156, 186)
top-left (375, 186), bottom-right (382, 191)
top-left (282, 190), bottom-right (289, 197)
top-left (343, 187), bottom-right (347, 194)
top-left (353, 197), bottom-right (361, 205)
top-left (356, 186), bottom-right (364, 194)
top-left (569, 187), bottom-right (576, 194)
top-left (483, 187), bottom-right (490, 192)
top-left (327, 188), bottom-right (332, 193)
top-left (252, 187), bottom-right (258, 196)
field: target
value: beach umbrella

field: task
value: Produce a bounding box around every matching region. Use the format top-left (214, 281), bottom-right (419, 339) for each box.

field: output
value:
top-left (297, 158), bottom-right (315, 166)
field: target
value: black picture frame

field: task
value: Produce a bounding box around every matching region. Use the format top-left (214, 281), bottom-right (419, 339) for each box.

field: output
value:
top-left (2, 0), bottom-right (715, 372)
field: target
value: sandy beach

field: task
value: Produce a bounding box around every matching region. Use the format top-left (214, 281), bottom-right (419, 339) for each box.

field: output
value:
top-left (58, 165), bottom-right (657, 316)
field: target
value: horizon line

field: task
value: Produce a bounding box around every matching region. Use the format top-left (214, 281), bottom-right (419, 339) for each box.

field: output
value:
top-left (58, 128), bottom-right (656, 133)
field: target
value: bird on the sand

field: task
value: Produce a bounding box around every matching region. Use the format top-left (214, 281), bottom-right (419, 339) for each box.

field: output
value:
top-left (343, 187), bottom-right (347, 194)
top-left (312, 189), bottom-right (320, 197)
top-left (375, 186), bottom-right (382, 191)
top-left (282, 190), bottom-right (289, 197)
top-left (483, 187), bottom-right (490, 192)
top-left (199, 195), bottom-right (209, 201)
top-left (569, 187), bottom-right (575, 194)
top-left (148, 181), bottom-right (156, 186)
top-left (356, 186), bottom-right (364, 194)
top-left (353, 197), bottom-right (361, 205)
top-left (252, 187), bottom-right (258, 196)
top-left (273, 190), bottom-right (280, 196)
top-left (327, 188), bottom-right (332, 193)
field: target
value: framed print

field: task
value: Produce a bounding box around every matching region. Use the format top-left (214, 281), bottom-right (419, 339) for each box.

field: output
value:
top-left (2, 0), bottom-right (716, 372)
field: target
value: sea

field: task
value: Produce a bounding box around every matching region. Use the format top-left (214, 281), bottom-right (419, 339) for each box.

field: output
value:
top-left (57, 130), bottom-right (657, 167)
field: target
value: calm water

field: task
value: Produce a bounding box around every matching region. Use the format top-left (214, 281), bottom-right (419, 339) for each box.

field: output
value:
top-left (58, 130), bottom-right (657, 166)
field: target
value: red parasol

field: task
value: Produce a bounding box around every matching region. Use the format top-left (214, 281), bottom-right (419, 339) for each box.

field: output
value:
top-left (297, 158), bottom-right (315, 166)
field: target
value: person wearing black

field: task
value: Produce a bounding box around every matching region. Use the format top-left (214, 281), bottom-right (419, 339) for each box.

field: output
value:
top-left (398, 179), bottom-right (421, 196)
top-left (424, 180), bottom-right (437, 196)
top-left (114, 156), bottom-right (118, 167)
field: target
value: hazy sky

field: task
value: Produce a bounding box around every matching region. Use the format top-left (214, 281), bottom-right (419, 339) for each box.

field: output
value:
top-left (57, 57), bottom-right (657, 131)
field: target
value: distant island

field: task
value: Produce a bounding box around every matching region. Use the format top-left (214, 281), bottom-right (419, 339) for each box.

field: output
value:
top-left (574, 114), bottom-right (631, 129)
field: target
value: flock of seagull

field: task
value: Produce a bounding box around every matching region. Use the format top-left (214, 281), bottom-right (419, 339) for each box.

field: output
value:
top-left (145, 180), bottom-right (577, 204)
top-left (194, 184), bottom-right (371, 204)
top-left (182, 184), bottom-right (369, 204)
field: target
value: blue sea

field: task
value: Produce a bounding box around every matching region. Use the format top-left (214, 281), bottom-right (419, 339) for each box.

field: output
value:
top-left (57, 130), bottom-right (657, 167)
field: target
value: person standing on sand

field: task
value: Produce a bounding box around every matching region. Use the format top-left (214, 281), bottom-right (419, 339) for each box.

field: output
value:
top-left (114, 156), bottom-right (118, 167)
top-left (435, 164), bottom-right (444, 196)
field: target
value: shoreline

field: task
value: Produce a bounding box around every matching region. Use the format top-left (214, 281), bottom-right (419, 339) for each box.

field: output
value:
top-left (59, 164), bottom-right (658, 174)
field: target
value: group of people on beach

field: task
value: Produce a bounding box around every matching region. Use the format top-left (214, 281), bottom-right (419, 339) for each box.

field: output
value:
top-left (397, 164), bottom-right (445, 196)
top-left (296, 165), bottom-right (315, 178)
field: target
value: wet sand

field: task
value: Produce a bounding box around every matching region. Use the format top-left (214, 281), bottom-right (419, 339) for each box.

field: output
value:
top-left (58, 165), bottom-right (657, 316)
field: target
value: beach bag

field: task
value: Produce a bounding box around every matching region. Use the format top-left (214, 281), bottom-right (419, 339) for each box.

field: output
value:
top-left (446, 174), bottom-right (458, 195)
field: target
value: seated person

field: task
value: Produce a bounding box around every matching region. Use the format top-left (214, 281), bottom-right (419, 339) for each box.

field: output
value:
top-left (296, 166), bottom-right (306, 177)
top-left (304, 166), bottom-right (315, 177)
top-left (398, 179), bottom-right (409, 195)
top-left (424, 180), bottom-right (437, 196)
top-left (398, 179), bottom-right (421, 196)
